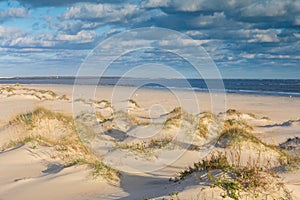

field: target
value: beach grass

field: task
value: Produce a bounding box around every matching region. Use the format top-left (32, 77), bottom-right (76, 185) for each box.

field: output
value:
top-left (1, 107), bottom-right (119, 181)
top-left (175, 153), bottom-right (292, 200)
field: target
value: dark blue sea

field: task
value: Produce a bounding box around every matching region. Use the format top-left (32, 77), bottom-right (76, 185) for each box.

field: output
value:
top-left (0, 77), bottom-right (300, 97)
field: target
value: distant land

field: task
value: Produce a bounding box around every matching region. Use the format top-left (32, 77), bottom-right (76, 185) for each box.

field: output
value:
top-left (0, 77), bottom-right (300, 97)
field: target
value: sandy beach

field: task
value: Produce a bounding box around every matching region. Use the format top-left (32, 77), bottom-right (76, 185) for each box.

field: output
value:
top-left (0, 84), bottom-right (299, 200)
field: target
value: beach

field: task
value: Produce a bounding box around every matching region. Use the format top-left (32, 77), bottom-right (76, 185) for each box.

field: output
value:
top-left (0, 84), bottom-right (299, 200)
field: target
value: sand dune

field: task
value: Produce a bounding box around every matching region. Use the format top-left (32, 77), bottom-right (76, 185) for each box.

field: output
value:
top-left (0, 84), bottom-right (299, 200)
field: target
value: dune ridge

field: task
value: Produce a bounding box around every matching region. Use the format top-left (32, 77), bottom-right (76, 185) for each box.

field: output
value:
top-left (0, 85), bottom-right (299, 200)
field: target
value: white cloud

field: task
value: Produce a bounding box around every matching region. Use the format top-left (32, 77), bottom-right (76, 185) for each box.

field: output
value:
top-left (143, 0), bottom-right (240, 12)
top-left (191, 12), bottom-right (228, 28)
top-left (56, 30), bottom-right (96, 43)
top-left (172, 0), bottom-right (208, 12)
top-left (294, 16), bottom-right (300, 25)
top-left (240, 53), bottom-right (255, 59)
top-left (249, 32), bottom-right (280, 43)
top-left (8, 35), bottom-right (56, 47)
top-left (294, 33), bottom-right (300, 39)
top-left (0, 27), bottom-right (96, 48)
top-left (158, 38), bottom-right (209, 47)
top-left (165, 0), bottom-right (226, 12)
top-left (0, 8), bottom-right (29, 22)
top-left (52, 20), bottom-right (99, 34)
top-left (0, 26), bottom-right (26, 40)
top-left (63, 3), bottom-right (141, 24)
top-left (233, 29), bottom-right (281, 43)
top-left (241, 1), bottom-right (287, 17)
top-left (142, 0), bottom-right (170, 8)
top-left (184, 30), bottom-right (205, 37)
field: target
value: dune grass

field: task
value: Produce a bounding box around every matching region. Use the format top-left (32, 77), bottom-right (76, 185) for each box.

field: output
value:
top-left (164, 107), bottom-right (183, 129)
top-left (128, 99), bottom-right (140, 108)
top-left (0, 85), bottom-right (71, 101)
top-left (1, 107), bottom-right (119, 181)
top-left (116, 141), bottom-right (149, 154)
top-left (218, 117), bottom-right (279, 150)
top-left (197, 112), bottom-right (213, 138)
top-left (217, 125), bottom-right (262, 148)
top-left (196, 112), bottom-right (220, 138)
top-left (170, 115), bottom-right (295, 199)
top-left (175, 153), bottom-right (292, 200)
top-left (116, 136), bottom-right (173, 156)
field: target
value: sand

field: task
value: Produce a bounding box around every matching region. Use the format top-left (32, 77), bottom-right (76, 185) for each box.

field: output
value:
top-left (0, 84), bottom-right (299, 200)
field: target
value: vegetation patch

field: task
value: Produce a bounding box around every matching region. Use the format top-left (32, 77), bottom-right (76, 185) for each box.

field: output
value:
top-left (197, 112), bottom-right (218, 138)
top-left (216, 126), bottom-right (261, 148)
top-left (128, 99), bottom-right (140, 108)
top-left (164, 107), bottom-right (183, 128)
top-left (1, 107), bottom-right (119, 181)
top-left (116, 141), bottom-right (149, 154)
top-left (174, 153), bottom-right (292, 200)
top-left (116, 136), bottom-right (173, 155)
top-left (0, 86), bottom-right (69, 101)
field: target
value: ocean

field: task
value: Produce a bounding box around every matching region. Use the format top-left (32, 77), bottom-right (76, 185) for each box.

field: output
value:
top-left (0, 77), bottom-right (299, 97)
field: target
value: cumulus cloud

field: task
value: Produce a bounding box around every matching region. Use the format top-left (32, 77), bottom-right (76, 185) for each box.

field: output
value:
top-left (0, 26), bottom-right (26, 39)
top-left (249, 33), bottom-right (280, 43)
top-left (142, 0), bottom-right (299, 27)
top-left (63, 3), bottom-right (141, 24)
top-left (241, 1), bottom-right (287, 18)
top-left (52, 20), bottom-right (99, 34)
top-left (238, 29), bottom-right (281, 43)
top-left (158, 38), bottom-right (209, 47)
top-left (0, 26), bottom-right (96, 49)
top-left (294, 15), bottom-right (300, 25)
top-left (141, 0), bottom-right (170, 8)
top-left (3, 0), bottom-right (123, 7)
top-left (56, 30), bottom-right (96, 43)
top-left (0, 8), bottom-right (29, 22)
top-left (4, 33), bottom-right (56, 48)
top-left (190, 12), bottom-right (233, 28)
top-left (143, 0), bottom-right (225, 12)
top-left (294, 33), bottom-right (300, 39)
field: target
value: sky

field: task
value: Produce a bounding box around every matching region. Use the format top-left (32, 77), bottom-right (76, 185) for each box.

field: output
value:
top-left (0, 0), bottom-right (299, 79)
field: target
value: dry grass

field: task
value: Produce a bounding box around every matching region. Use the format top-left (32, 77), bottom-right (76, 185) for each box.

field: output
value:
top-left (95, 111), bottom-right (114, 123)
top-left (175, 153), bottom-right (292, 200)
top-left (196, 112), bottom-right (220, 138)
top-left (164, 107), bottom-right (183, 128)
top-left (169, 116), bottom-right (296, 199)
top-left (116, 141), bottom-right (149, 154)
top-left (217, 126), bottom-right (261, 148)
top-left (93, 99), bottom-right (111, 107)
top-left (226, 109), bottom-right (241, 116)
top-left (128, 99), bottom-right (140, 108)
top-left (149, 136), bottom-right (173, 148)
top-left (128, 113), bottom-right (151, 126)
top-left (1, 107), bottom-right (119, 181)
top-left (116, 136), bottom-right (173, 155)
top-left (224, 118), bottom-right (253, 131)
top-left (197, 112), bottom-right (213, 138)
top-left (215, 122), bottom-right (295, 169)
top-left (0, 86), bottom-right (70, 101)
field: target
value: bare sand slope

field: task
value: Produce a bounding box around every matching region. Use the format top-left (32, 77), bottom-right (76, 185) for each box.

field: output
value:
top-left (0, 145), bottom-right (124, 200)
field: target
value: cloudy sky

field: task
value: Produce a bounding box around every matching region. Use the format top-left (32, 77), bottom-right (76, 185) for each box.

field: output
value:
top-left (0, 0), bottom-right (299, 78)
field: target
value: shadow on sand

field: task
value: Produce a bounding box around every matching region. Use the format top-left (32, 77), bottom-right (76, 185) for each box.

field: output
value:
top-left (118, 172), bottom-right (174, 200)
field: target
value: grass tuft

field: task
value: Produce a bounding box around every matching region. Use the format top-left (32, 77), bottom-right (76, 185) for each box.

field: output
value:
top-left (164, 107), bottom-right (183, 128)
top-left (175, 153), bottom-right (292, 200)
top-left (1, 107), bottom-right (119, 181)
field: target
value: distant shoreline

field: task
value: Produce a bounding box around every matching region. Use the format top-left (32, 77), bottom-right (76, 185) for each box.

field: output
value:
top-left (1, 77), bottom-right (300, 97)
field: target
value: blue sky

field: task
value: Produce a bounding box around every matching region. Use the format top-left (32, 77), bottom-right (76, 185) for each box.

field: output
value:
top-left (0, 0), bottom-right (299, 78)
